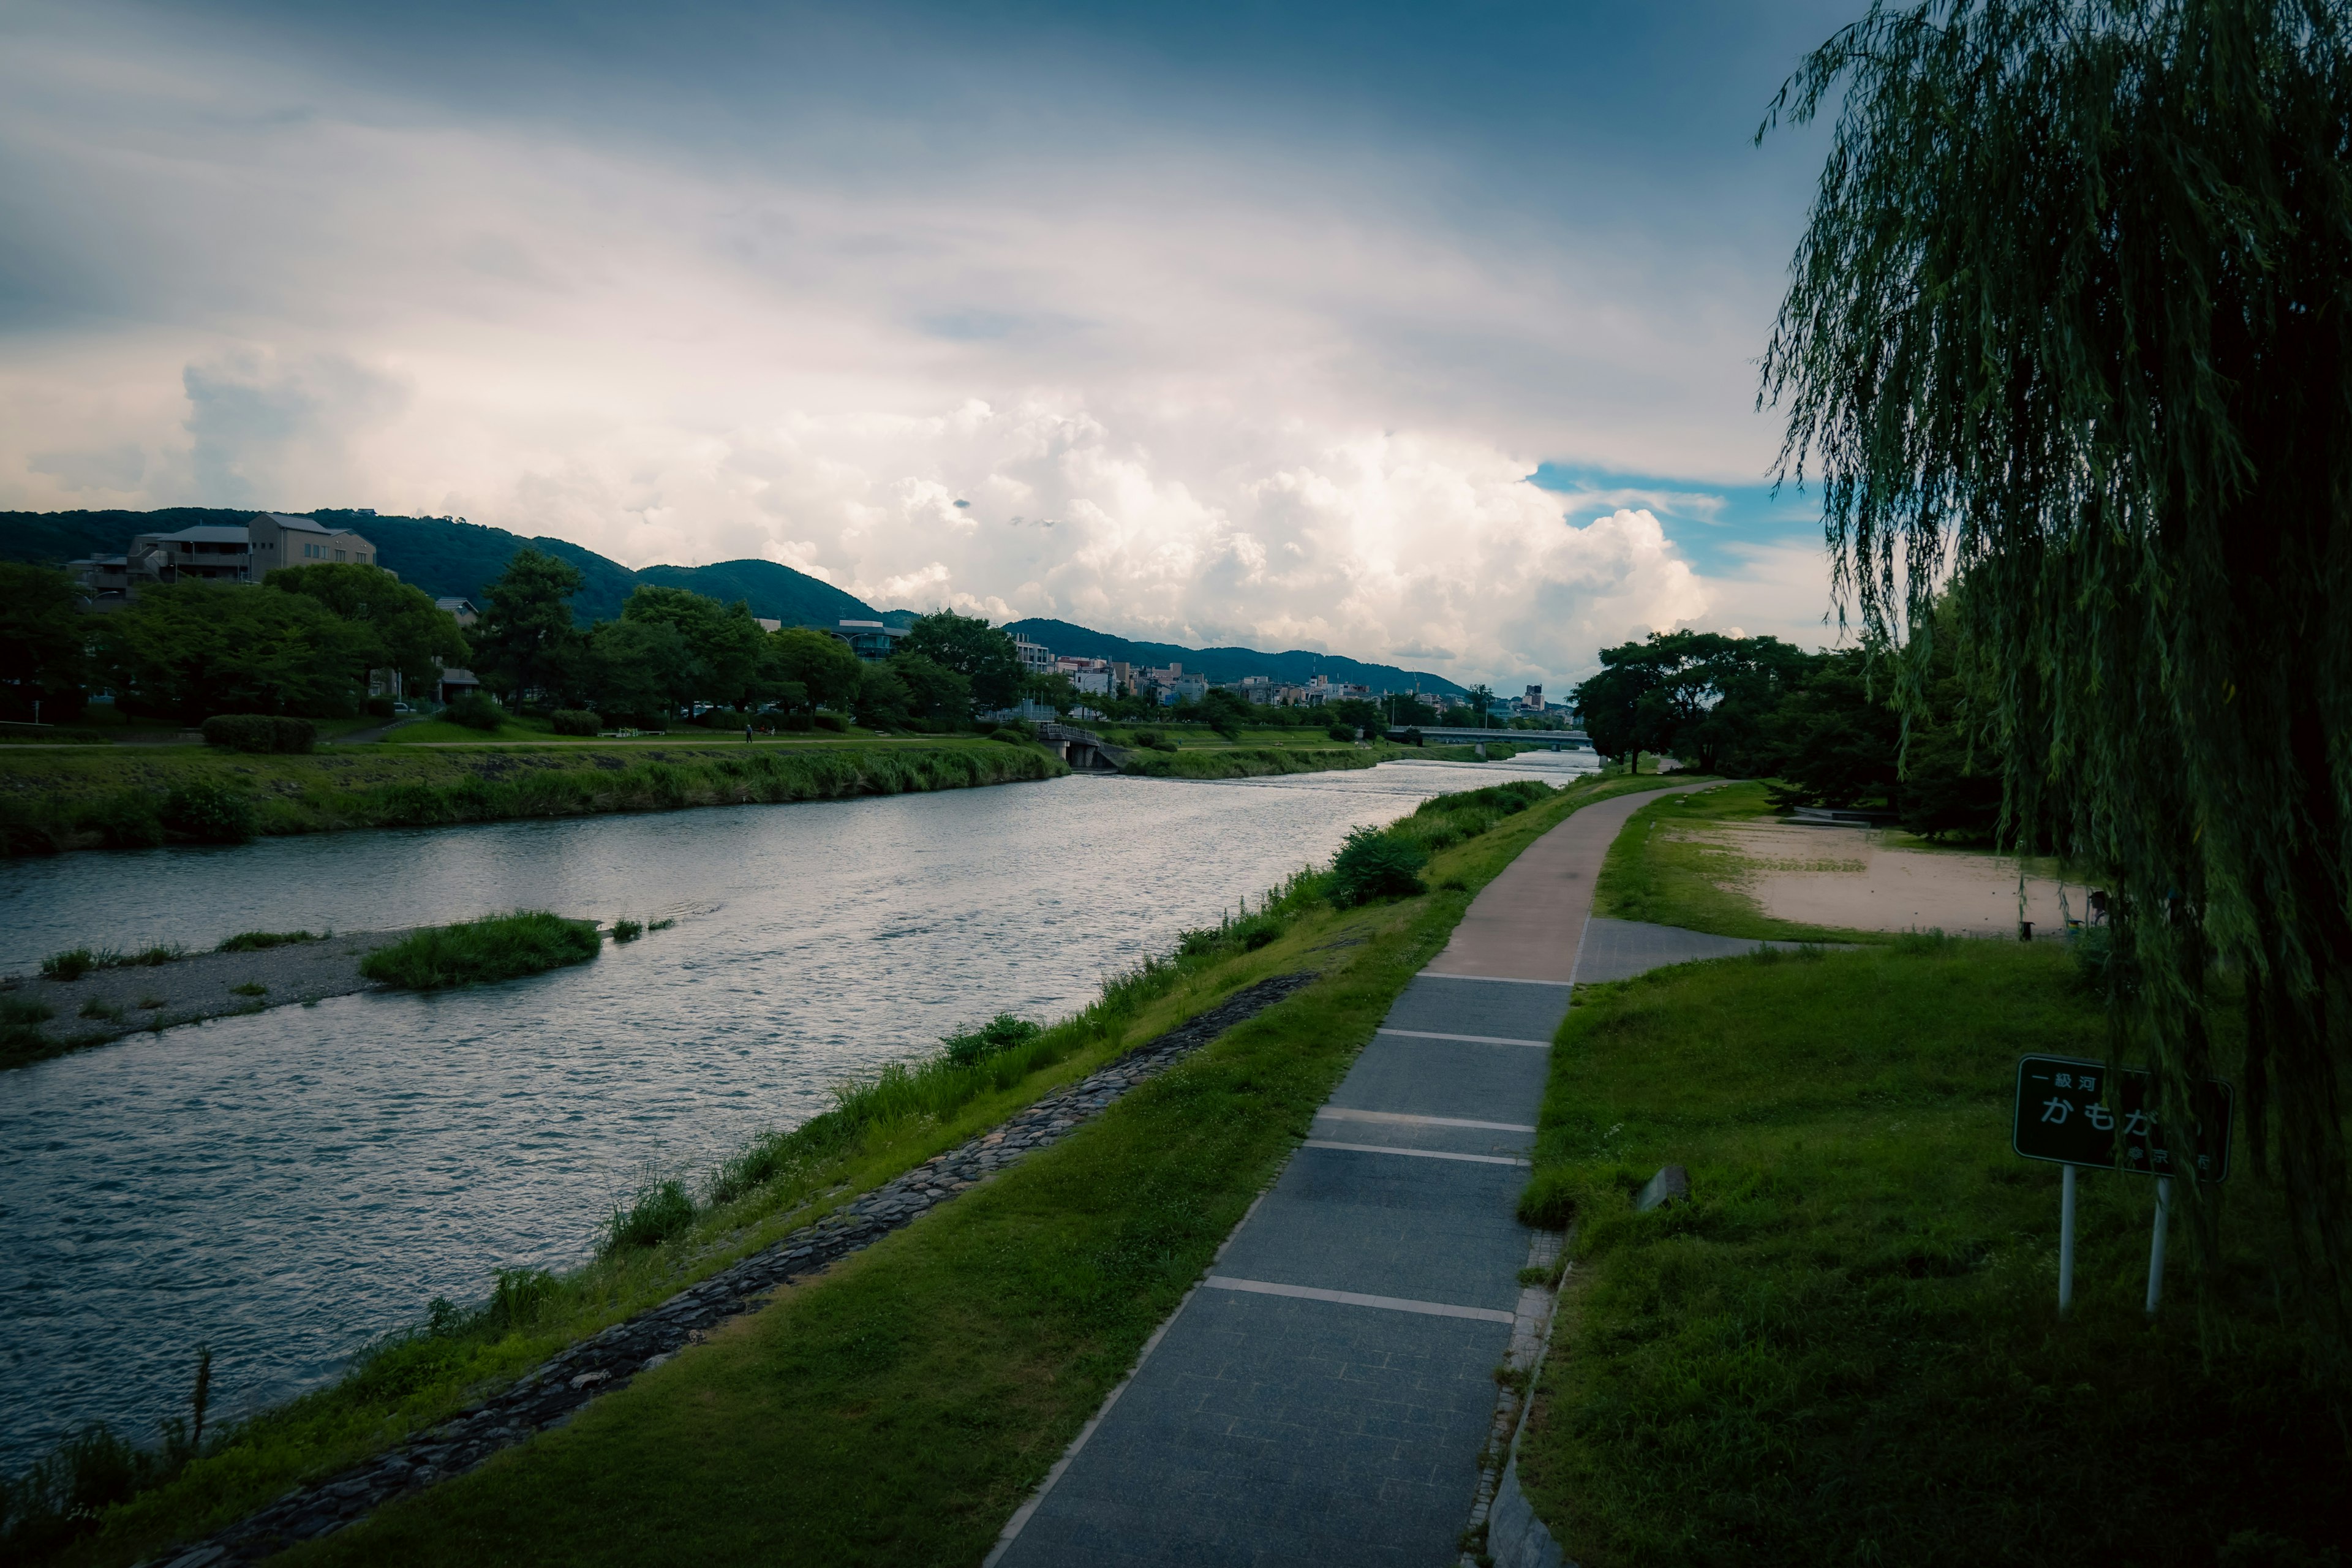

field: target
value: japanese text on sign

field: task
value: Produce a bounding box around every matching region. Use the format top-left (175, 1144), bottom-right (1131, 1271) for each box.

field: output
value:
top-left (2011, 1055), bottom-right (2232, 1182)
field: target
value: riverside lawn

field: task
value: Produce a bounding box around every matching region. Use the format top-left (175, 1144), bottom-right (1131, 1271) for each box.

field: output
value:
top-left (1595, 781), bottom-right (1891, 944)
top-left (1514, 939), bottom-right (2346, 1567)
top-left (45, 772), bottom-right (1677, 1567)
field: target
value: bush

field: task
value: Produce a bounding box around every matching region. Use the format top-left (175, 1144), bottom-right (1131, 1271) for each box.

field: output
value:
top-left (941, 1013), bottom-right (1044, 1068)
top-left (161, 780), bottom-right (257, 843)
top-left (549, 709), bottom-right (601, 736)
top-left (359, 911), bottom-right (602, 989)
top-left (990, 727), bottom-right (1034, 745)
top-left (443, 693), bottom-right (506, 731)
top-left (609, 919), bottom-right (643, 942)
top-left (1328, 723), bottom-right (1356, 742)
top-left (366, 695), bottom-right (396, 718)
top-left (813, 712), bottom-right (848, 733)
top-left (1327, 826), bottom-right (1429, 907)
top-left (603, 1177), bottom-right (695, 1252)
top-left (216, 930), bottom-right (320, 952)
top-left (200, 714), bottom-right (315, 753)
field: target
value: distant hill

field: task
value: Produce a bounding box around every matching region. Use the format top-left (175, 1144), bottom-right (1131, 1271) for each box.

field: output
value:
top-left (1003, 617), bottom-right (1466, 696)
top-left (635, 559), bottom-right (874, 628)
top-left (0, 510), bottom-right (1464, 692)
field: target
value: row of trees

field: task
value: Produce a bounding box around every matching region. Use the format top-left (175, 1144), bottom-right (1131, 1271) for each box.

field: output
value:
top-left (0, 560), bottom-right (470, 725)
top-left (1571, 622), bottom-right (2001, 840)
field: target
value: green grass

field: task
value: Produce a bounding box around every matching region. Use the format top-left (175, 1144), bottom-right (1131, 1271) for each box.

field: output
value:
top-left (39, 771), bottom-right (1681, 1568)
top-left (358, 913), bottom-right (603, 990)
top-left (1513, 940), bottom-right (2344, 1567)
top-left (1593, 779), bottom-right (1897, 943)
top-left (0, 742), bottom-right (1066, 856)
top-left (214, 930), bottom-right (323, 952)
top-left (1117, 739), bottom-right (1504, 778)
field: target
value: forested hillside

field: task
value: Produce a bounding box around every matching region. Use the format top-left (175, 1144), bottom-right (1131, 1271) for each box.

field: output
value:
top-left (1002, 617), bottom-right (1465, 696)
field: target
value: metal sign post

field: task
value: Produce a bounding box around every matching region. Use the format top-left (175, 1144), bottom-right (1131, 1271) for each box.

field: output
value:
top-left (2011, 1055), bottom-right (2231, 1315)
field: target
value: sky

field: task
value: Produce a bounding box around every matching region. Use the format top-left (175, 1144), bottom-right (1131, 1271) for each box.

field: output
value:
top-left (0, 0), bottom-right (1864, 689)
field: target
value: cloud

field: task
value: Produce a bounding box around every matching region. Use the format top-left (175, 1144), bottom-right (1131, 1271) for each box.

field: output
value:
top-left (181, 351), bottom-right (413, 507)
top-left (28, 442), bottom-right (145, 492)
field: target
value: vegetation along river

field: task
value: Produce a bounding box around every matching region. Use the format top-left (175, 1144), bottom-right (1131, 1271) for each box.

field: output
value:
top-left (0, 755), bottom-right (1591, 1471)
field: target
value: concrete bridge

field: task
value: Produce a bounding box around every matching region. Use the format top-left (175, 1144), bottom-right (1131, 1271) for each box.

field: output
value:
top-left (1033, 722), bottom-right (1128, 772)
top-left (1409, 726), bottom-right (1591, 752)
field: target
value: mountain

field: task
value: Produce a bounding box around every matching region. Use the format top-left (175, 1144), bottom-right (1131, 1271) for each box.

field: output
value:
top-left (0, 510), bottom-right (1465, 692)
top-left (635, 559), bottom-right (875, 628)
top-left (1003, 617), bottom-right (1467, 697)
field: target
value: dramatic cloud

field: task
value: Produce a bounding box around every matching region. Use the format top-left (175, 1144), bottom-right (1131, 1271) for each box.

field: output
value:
top-left (0, 0), bottom-right (1849, 683)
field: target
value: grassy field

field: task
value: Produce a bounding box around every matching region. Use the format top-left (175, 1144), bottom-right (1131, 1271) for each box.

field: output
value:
top-left (32, 772), bottom-right (1676, 1568)
top-left (0, 739), bottom-right (1067, 855)
top-left (1514, 938), bottom-right (2346, 1567)
top-left (1593, 780), bottom-right (1899, 943)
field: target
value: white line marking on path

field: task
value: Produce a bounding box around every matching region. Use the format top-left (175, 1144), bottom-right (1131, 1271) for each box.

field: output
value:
top-left (1315, 1107), bottom-right (1537, 1134)
top-left (1377, 1028), bottom-right (1551, 1048)
top-left (1418, 973), bottom-right (1575, 987)
top-left (1204, 1276), bottom-right (1517, 1324)
top-left (1302, 1139), bottom-right (1531, 1167)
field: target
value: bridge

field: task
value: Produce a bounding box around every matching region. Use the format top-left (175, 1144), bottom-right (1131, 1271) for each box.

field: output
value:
top-left (1033, 722), bottom-right (1128, 771)
top-left (1409, 726), bottom-right (1592, 752)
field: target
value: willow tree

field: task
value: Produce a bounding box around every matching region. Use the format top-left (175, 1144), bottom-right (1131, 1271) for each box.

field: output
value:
top-left (1760, 0), bottom-right (2352, 1305)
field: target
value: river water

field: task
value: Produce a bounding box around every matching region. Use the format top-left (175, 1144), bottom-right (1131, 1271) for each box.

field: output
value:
top-left (0, 755), bottom-right (1591, 1471)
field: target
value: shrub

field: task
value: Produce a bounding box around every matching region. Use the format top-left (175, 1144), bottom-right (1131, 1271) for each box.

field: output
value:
top-left (443, 692), bottom-right (506, 731)
top-left (990, 727), bottom-right (1033, 745)
top-left (609, 919), bottom-right (643, 942)
top-left (40, 948), bottom-right (96, 981)
top-left (216, 930), bottom-right (320, 952)
top-left (941, 1013), bottom-right (1044, 1068)
top-left (366, 696), bottom-right (396, 718)
top-left (1327, 826), bottom-right (1429, 907)
top-left (359, 911), bottom-right (602, 989)
top-left (603, 1177), bottom-right (695, 1251)
top-left (549, 709), bottom-right (600, 736)
top-left (1328, 723), bottom-right (1356, 742)
top-left (161, 780), bottom-right (257, 843)
top-left (813, 712), bottom-right (848, 733)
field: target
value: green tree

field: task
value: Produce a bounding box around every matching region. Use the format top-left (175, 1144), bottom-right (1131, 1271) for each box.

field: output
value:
top-left (889, 653), bottom-right (974, 727)
top-left (472, 547), bottom-right (587, 704)
top-left (1197, 687), bottom-right (1251, 739)
top-left (767, 627), bottom-right (864, 713)
top-left (1760, 0), bottom-right (2352, 1289)
top-left (1573, 631), bottom-right (1815, 772)
top-left (620, 586), bottom-right (767, 709)
top-left (96, 581), bottom-right (371, 722)
top-left (264, 562), bottom-right (470, 694)
top-left (854, 662), bottom-right (914, 729)
top-left (899, 612), bottom-right (1021, 712)
top-left (588, 618), bottom-right (695, 720)
top-left (0, 563), bottom-right (89, 722)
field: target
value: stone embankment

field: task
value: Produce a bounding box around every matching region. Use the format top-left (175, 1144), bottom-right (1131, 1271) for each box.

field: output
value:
top-left (147, 971), bottom-right (1316, 1567)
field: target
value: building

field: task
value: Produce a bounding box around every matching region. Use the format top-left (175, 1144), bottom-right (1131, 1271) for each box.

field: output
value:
top-left (753, 617), bottom-right (782, 633)
top-left (1013, 635), bottom-right (1055, 676)
top-left (436, 597), bottom-right (480, 629)
top-left (75, 513), bottom-right (386, 598)
top-left (829, 619), bottom-right (908, 661)
top-left (239, 513), bottom-right (385, 575)
top-left (1161, 673), bottom-right (1209, 705)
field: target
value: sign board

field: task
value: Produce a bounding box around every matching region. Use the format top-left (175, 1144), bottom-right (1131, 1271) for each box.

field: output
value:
top-left (2012, 1055), bottom-right (2233, 1183)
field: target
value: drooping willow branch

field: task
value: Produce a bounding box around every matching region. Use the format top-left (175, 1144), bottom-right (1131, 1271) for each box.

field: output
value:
top-left (1760, 0), bottom-right (2352, 1313)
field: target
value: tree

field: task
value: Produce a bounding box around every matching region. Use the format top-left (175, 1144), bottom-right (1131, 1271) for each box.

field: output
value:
top-left (472, 547), bottom-right (586, 704)
top-left (620, 586), bottom-right (767, 709)
top-left (768, 627), bottom-right (864, 714)
top-left (264, 562), bottom-right (470, 695)
top-left (589, 618), bottom-right (695, 720)
top-left (889, 653), bottom-right (974, 727)
top-left (899, 612), bottom-right (1021, 713)
top-left (1572, 631), bottom-right (1814, 772)
top-left (1197, 687), bottom-right (1252, 740)
top-left (1761, 0), bottom-right (2352, 1296)
top-left (854, 662), bottom-right (914, 729)
top-left (0, 563), bottom-right (89, 722)
top-left (96, 581), bottom-right (372, 722)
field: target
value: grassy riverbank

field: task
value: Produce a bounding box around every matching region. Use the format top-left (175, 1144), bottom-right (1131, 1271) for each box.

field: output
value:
top-left (1116, 737), bottom-right (1509, 778)
top-left (29, 774), bottom-right (1676, 1568)
top-left (1594, 781), bottom-right (1890, 943)
top-left (0, 741), bottom-right (1066, 856)
top-left (1514, 940), bottom-right (2342, 1566)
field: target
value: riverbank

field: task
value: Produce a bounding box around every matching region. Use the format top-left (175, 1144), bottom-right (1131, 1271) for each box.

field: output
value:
top-left (1118, 738), bottom-right (1515, 778)
top-left (0, 741), bottom-right (1068, 856)
top-left (1512, 938), bottom-right (2339, 1564)
top-left (32, 772), bottom-right (1674, 1568)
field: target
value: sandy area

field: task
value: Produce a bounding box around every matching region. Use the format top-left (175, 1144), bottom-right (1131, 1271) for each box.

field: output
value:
top-left (4, 930), bottom-right (413, 1059)
top-left (1683, 821), bottom-right (2075, 937)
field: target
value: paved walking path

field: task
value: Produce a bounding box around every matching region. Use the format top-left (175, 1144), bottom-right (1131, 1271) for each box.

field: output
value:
top-left (991, 783), bottom-right (1709, 1568)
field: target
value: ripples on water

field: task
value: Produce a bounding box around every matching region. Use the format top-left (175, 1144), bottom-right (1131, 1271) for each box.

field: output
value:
top-left (0, 756), bottom-right (1591, 1468)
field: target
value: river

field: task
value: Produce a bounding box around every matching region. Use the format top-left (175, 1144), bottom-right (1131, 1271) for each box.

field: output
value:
top-left (0, 755), bottom-right (1591, 1471)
